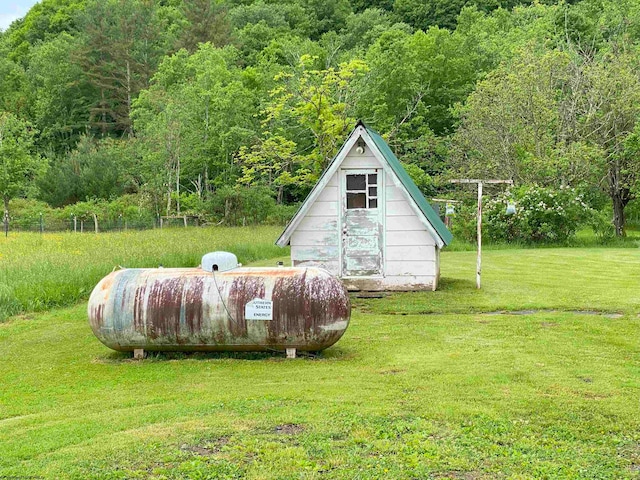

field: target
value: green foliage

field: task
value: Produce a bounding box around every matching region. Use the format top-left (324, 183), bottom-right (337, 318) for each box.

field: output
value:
top-left (0, 112), bottom-right (45, 213)
top-left (301, 0), bottom-right (353, 39)
top-left (484, 185), bottom-right (592, 243)
top-left (340, 8), bottom-right (395, 51)
top-left (402, 163), bottom-right (435, 197)
top-left (392, 0), bottom-right (535, 31)
top-left (133, 43), bottom-right (258, 214)
top-left (238, 56), bottom-right (367, 202)
top-left (38, 135), bottom-right (137, 206)
top-left (588, 208), bottom-right (616, 243)
top-left (205, 185), bottom-right (279, 225)
top-left (449, 203), bottom-right (477, 245)
top-left (3, 0), bottom-right (640, 235)
top-left (2, 0), bottom-right (87, 64)
top-left (176, 0), bottom-right (233, 52)
top-left (0, 56), bottom-right (27, 115)
top-left (26, 32), bottom-right (93, 154)
top-left (357, 26), bottom-right (478, 137)
top-left (453, 41), bottom-right (640, 235)
top-left (74, 0), bottom-right (178, 136)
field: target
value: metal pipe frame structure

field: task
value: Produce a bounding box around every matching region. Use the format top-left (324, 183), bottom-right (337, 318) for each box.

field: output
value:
top-left (450, 179), bottom-right (514, 289)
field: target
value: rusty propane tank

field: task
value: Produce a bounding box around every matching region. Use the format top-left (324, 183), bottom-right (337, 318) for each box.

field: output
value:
top-left (88, 263), bottom-right (350, 354)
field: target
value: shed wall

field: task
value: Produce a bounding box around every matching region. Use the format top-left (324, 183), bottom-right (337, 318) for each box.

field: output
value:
top-left (383, 171), bottom-right (438, 290)
top-left (291, 171), bottom-right (340, 275)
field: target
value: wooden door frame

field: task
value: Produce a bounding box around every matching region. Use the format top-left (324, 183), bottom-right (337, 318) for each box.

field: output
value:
top-left (339, 168), bottom-right (385, 278)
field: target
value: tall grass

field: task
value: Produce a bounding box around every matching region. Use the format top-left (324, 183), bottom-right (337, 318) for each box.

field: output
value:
top-left (0, 226), bottom-right (287, 320)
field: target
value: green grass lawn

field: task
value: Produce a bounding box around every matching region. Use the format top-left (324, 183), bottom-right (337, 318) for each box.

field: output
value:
top-left (1, 232), bottom-right (640, 479)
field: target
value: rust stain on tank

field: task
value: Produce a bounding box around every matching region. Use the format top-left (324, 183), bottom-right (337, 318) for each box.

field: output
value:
top-left (133, 283), bottom-right (146, 331)
top-left (270, 270), bottom-right (309, 339)
top-left (228, 276), bottom-right (266, 337)
top-left (183, 276), bottom-right (204, 335)
top-left (145, 277), bottom-right (183, 340)
top-left (90, 304), bottom-right (104, 329)
top-left (270, 270), bottom-right (350, 348)
top-left (100, 275), bottom-right (114, 292)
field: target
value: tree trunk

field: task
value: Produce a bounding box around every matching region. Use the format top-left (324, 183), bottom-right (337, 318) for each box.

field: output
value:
top-left (126, 59), bottom-right (132, 137)
top-left (612, 193), bottom-right (626, 237)
top-left (609, 160), bottom-right (630, 237)
top-left (166, 176), bottom-right (172, 216)
top-left (3, 195), bottom-right (9, 217)
top-left (176, 152), bottom-right (181, 215)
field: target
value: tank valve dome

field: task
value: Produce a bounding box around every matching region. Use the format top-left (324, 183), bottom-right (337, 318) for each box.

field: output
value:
top-left (201, 251), bottom-right (239, 273)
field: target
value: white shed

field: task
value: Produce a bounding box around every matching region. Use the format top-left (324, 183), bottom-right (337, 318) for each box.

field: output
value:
top-left (276, 121), bottom-right (452, 291)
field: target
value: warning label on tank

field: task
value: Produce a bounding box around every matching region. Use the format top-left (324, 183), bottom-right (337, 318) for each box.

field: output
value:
top-left (245, 298), bottom-right (273, 320)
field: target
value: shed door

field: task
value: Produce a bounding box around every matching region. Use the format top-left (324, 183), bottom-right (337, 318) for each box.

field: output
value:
top-left (341, 169), bottom-right (382, 276)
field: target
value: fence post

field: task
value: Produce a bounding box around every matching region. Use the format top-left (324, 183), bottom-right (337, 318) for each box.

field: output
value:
top-left (3, 211), bottom-right (8, 238)
top-left (73, 215), bottom-right (77, 233)
top-left (39, 213), bottom-right (43, 234)
top-left (119, 214), bottom-right (123, 232)
top-left (93, 213), bottom-right (98, 234)
top-left (183, 215), bottom-right (187, 227)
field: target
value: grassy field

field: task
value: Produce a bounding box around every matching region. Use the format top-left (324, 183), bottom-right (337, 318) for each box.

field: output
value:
top-left (1, 229), bottom-right (639, 479)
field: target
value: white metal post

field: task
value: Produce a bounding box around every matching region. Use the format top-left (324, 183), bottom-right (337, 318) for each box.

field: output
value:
top-left (476, 182), bottom-right (483, 289)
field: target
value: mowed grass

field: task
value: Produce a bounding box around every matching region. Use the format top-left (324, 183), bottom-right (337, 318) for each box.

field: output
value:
top-left (0, 226), bottom-right (285, 320)
top-left (366, 248), bottom-right (640, 315)
top-left (1, 232), bottom-right (640, 478)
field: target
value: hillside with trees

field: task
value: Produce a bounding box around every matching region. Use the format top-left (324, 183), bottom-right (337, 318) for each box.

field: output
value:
top-left (1, 0), bottom-right (639, 238)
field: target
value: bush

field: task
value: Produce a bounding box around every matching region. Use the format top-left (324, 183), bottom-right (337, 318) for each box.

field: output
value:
top-left (449, 203), bottom-right (477, 244)
top-left (485, 185), bottom-right (591, 243)
top-left (267, 203), bottom-right (300, 225)
top-left (6, 198), bottom-right (56, 229)
top-left (206, 186), bottom-right (277, 226)
top-left (588, 209), bottom-right (616, 243)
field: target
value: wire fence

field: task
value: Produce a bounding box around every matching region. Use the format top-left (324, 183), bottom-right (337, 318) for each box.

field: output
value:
top-left (2, 214), bottom-right (206, 235)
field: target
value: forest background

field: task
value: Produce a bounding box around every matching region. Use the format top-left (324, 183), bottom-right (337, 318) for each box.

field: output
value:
top-left (2, 0), bottom-right (640, 242)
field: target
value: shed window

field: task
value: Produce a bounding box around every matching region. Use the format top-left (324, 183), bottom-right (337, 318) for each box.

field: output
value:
top-left (347, 174), bottom-right (366, 190)
top-left (346, 172), bottom-right (378, 210)
top-left (347, 192), bottom-right (366, 209)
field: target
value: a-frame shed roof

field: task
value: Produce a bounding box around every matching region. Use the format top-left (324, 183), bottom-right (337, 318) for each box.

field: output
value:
top-left (276, 121), bottom-right (453, 248)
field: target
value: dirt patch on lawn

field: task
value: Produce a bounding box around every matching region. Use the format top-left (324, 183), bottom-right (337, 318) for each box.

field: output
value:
top-left (274, 423), bottom-right (305, 435)
top-left (181, 436), bottom-right (230, 456)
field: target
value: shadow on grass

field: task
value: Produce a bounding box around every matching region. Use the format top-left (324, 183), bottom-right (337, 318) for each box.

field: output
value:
top-left (437, 277), bottom-right (476, 291)
top-left (95, 346), bottom-right (351, 363)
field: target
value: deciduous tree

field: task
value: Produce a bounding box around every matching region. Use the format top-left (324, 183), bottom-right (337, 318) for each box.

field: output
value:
top-left (0, 112), bottom-right (45, 216)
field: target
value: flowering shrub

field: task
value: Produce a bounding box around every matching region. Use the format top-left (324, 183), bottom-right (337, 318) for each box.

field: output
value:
top-left (484, 185), bottom-right (591, 243)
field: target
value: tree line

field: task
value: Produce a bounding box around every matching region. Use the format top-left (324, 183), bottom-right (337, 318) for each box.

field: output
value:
top-left (1, 0), bottom-right (639, 236)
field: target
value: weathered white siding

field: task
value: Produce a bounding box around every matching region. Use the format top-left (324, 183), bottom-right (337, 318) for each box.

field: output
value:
top-left (340, 146), bottom-right (380, 169)
top-left (383, 171), bottom-right (438, 290)
top-left (291, 171), bottom-right (340, 274)
top-left (289, 140), bottom-right (440, 291)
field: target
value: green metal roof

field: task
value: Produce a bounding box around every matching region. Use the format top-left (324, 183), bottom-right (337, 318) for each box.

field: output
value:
top-left (362, 121), bottom-right (453, 246)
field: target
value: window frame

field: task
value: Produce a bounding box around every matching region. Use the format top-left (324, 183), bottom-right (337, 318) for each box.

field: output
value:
top-left (345, 172), bottom-right (379, 210)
